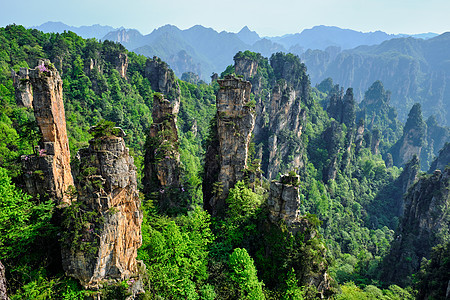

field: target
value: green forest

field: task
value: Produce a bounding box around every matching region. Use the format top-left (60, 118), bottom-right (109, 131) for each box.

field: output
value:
top-left (0, 25), bottom-right (449, 299)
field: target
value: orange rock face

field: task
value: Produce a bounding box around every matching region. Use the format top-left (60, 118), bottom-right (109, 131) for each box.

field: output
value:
top-left (26, 61), bottom-right (74, 204)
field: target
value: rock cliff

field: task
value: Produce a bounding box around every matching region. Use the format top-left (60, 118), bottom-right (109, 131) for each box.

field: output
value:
top-left (382, 166), bottom-right (450, 286)
top-left (234, 55), bottom-right (258, 80)
top-left (266, 174), bottom-right (334, 297)
top-left (327, 87), bottom-right (356, 128)
top-left (11, 68), bottom-right (33, 107)
top-left (203, 75), bottom-right (255, 215)
top-left (144, 56), bottom-right (181, 106)
top-left (143, 93), bottom-right (182, 211)
top-left (21, 60), bottom-right (74, 204)
top-left (62, 130), bottom-right (142, 289)
top-left (0, 260), bottom-right (9, 300)
top-left (428, 142), bottom-right (450, 173)
top-left (392, 103), bottom-right (427, 167)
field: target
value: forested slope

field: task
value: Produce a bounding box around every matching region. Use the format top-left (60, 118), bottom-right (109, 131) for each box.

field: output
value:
top-left (0, 25), bottom-right (448, 299)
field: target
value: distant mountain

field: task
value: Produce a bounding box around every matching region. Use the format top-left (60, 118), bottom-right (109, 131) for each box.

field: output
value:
top-left (269, 25), bottom-right (404, 51)
top-left (236, 26), bottom-right (261, 45)
top-left (102, 29), bottom-right (144, 49)
top-left (31, 21), bottom-right (117, 40)
top-left (303, 33), bottom-right (450, 125)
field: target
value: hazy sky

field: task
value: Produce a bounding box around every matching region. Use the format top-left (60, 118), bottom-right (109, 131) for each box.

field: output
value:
top-left (1, 0), bottom-right (449, 36)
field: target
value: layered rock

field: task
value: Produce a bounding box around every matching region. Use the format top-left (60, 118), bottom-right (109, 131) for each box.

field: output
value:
top-left (62, 131), bottom-right (142, 289)
top-left (322, 121), bottom-right (345, 182)
top-left (21, 60), bottom-right (74, 204)
top-left (203, 75), bottom-right (255, 215)
top-left (11, 68), bottom-right (33, 107)
top-left (143, 93), bottom-right (182, 210)
top-left (0, 260), bottom-right (9, 300)
top-left (382, 166), bottom-right (450, 286)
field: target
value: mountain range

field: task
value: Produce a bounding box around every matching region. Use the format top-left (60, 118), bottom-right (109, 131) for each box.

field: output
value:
top-left (31, 22), bottom-right (447, 124)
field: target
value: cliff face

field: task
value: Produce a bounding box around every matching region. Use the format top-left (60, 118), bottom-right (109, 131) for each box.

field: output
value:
top-left (62, 132), bottom-right (142, 289)
top-left (21, 60), bottom-right (74, 204)
top-left (11, 68), bottom-right (33, 107)
top-left (382, 167), bottom-right (450, 286)
top-left (429, 142), bottom-right (450, 173)
top-left (143, 94), bottom-right (182, 210)
top-left (327, 88), bottom-right (356, 128)
top-left (234, 56), bottom-right (258, 80)
top-left (203, 75), bottom-right (255, 215)
top-left (237, 53), bottom-right (309, 179)
top-left (145, 56), bottom-right (181, 106)
top-left (392, 104), bottom-right (427, 167)
top-left (267, 175), bottom-right (334, 297)
top-left (0, 260), bottom-right (9, 300)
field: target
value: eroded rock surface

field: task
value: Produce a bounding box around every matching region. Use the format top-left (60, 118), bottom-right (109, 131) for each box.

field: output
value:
top-left (62, 133), bottom-right (142, 289)
top-left (11, 68), bottom-right (33, 107)
top-left (143, 94), bottom-right (182, 210)
top-left (267, 174), bottom-right (334, 298)
top-left (22, 60), bottom-right (74, 204)
top-left (203, 75), bottom-right (255, 215)
top-left (0, 260), bottom-right (9, 300)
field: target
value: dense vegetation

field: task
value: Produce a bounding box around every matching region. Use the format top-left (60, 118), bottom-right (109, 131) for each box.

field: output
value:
top-left (0, 25), bottom-right (448, 299)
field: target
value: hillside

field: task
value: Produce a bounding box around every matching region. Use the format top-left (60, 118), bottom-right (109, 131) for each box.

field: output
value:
top-left (0, 25), bottom-right (448, 299)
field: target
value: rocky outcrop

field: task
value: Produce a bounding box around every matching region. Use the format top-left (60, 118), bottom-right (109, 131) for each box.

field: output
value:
top-left (11, 68), bottom-right (33, 107)
top-left (22, 60), bottom-right (74, 204)
top-left (103, 49), bottom-right (128, 79)
top-left (327, 87), bottom-right (356, 128)
top-left (203, 75), bottom-right (255, 215)
top-left (322, 121), bottom-right (345, 182)
top-left (392, 103), bottom-right (427, 167)
top-left (62, 130), bottom-right (142, 289)
top-left (143, 94), bottom-right (182, 210)
top-left (429, 142), bottom-right (450, 173)
top-left (266, 175), bottom-right (334, 298)
top-left (234, 55), bottom-right (258, 80)
top-left (0, 260), bottom-right (9, 300)
top-left (145, 56), bottom-right (181, 105)
top-left (382, 167), bottom-right (450, 287)
top-left (268, 174), bottom-right (301, 227)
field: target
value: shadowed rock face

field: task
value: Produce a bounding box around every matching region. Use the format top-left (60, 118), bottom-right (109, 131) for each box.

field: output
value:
top-left (143, 94), bottom-right (182, 210)
top-left (21, 60), bottom-right (74, 204)
top-left (429, 142), bottom-right (450, 173)
top-left (203, 75), bottom-right (255, 215)
top-left (382, 167), bottom-right (450, 287)
top-left (145, 56), bottom-right (181, 107)
top-left (267, 175), bottom-right (334, 297)
top-left (11, 68), bottom-right (33, 107)
top-left (63, 134), bottom-right (142, 289)
top-left (0, 260), bottom-right (9, 300)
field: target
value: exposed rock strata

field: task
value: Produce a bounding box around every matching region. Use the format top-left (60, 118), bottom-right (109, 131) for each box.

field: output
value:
top-left (62, 132), bottom-right (142, 289)
top-left (143, 94), bottom-right (182, 210)
top-left (203, 75), bottom-right (255, 215)
top-left (0, 260), bottom-right (9, 300)
top-left (11, 68), bottom-right (33, 107)
top-left (22, 60), bottom-right (74, 204)
top-left (234, 55), bottom-right (258, 80)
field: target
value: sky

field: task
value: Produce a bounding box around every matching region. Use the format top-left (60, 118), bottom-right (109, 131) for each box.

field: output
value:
top-left (1, 0), bottom-right (449, 36)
